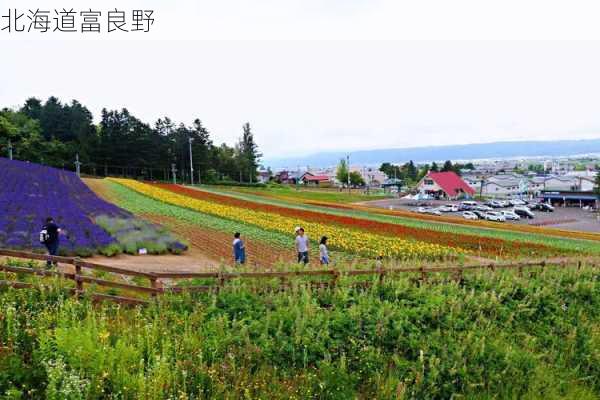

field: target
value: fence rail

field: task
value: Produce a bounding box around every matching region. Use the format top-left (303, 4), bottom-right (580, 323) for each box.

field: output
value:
top-left (0, 249), bottom-right (598, 305)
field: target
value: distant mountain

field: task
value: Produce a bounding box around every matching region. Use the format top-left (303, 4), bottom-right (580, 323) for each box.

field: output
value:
top-left (265, 139), bottom-right (600, 169)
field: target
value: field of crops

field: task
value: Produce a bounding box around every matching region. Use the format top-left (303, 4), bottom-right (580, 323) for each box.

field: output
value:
top-left (214, 184), bottom-right (392, 204)
top-left (88, 179), bottom-right (333, 266)
top-left (109, 179), bottom-right (461, 261)
top-left (93, 178), bottom-right (598, 264)
top-left (1, 263), bottom-right (599, 399)
top-left (197, 185), bottom-right (600, 257)
top-left (0, 158), bottom-right (186, 256)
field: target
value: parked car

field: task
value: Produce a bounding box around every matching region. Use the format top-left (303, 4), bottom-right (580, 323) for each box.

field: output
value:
top-left (513, 207), bottom-right (535, 219)
top-left (509, 199), bottom-right (527, 206)
top-left (498, 200), bottom-right (511, 208)
top-left (417, 207), bottom-right (441, 216)
top-left (436, 205), bottom-right (453, 213)
top-left (530, 203), bottom-right (555, 212)
top-left (485, 212), bottom-right (506, 222)
top-left (472, 210), bottom-right (488, 219)
top-left (475, 205), bottom-right (493, 212)
top-left (485, 200), bottom-right (504, 208)
top-left (462, 211), bottom-right (479, 220)
top-left (461, 201), bottom-right (478, 208)
top-left (501, 210), bottom-right (521, 221)
top-left (458, 204), bottom-right (472, 211)
top-left (444, 204), bottom-right (459, 212)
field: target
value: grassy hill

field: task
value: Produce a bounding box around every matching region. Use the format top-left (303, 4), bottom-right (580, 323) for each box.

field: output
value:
top-left (1, 263), bottom-right (599, 399)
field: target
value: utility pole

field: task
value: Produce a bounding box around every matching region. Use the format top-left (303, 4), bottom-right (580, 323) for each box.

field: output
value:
top-left (171, 163), bottom-right (177, 184)
top-left (347, 154), bottom-right (351, 194)
top-left (75, 153), bottom-right (81, 177)
top-left (7, 139), bottom-right (13, 160)
top-left (188, 137), bottom-right (194, 185)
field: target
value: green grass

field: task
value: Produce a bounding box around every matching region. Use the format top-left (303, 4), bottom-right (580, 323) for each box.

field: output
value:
top-left (209, 184), bottom-right (392, 203)
top-left (1, 264), bottom-right (599, 399)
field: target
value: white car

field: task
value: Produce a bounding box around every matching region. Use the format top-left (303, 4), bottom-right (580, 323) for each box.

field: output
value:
top-left (485, 212), bottom-right (506, 222)
top-left (510, 199), bottom-right (527, 206)
top-left (476, 205), bottom-right (493, 212)
top-left (462, 211), bottom-right (479, 220)
top-left (438, 204), bottom-right (459, 212)
top-left (417, 207), bottom-right (441, 216)
top-left (501, 211), bottom-right (521, 221)
top-left (461, 201), bottom-right (478, 207)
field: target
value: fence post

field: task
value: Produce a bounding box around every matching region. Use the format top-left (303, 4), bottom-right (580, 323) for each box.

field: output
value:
top-left (74, 258), bottom-right (84, 298)
top-left (217, 273), bottom-right (226, 292)
top-left (518, 263), bottom-right (523, 277)
top-left (420, 266), bottom-right (427, 283)
top-left (455, 266), bottom-right (463, 283)
top-left (378, 268), bottom-right (385, 285)
top-left (149, 277), bottom-right (160, 298)
top-left (577, 260), bottom-right (582, 270)
top-left (331, 270), bottom-right (339, 289)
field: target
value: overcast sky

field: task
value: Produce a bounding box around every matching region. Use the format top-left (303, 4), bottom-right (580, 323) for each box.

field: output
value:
top-left (2, 1), bottom-right (600, 158)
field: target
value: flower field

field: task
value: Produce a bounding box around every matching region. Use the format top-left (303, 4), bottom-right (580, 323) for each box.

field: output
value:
top-left (229, 185), bottom-right (600, 242)
top-left (199, 185), bottom-right (600, 256)
top-left (0, 158), bottom-right (185, 256)
top-left (0, 158), bottom-right (123, 255)
top-left (89, 179), bottom-right (317, 266)
top-left (110, 179), bottom-right (459, 261)
top-left (154, 183), bottom-right (567, 258)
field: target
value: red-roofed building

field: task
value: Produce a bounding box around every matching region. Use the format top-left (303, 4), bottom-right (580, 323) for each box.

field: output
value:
top-left (417, 171), bottom-right (475, 199)
top-left (300, 172), bottom-right (332, 187)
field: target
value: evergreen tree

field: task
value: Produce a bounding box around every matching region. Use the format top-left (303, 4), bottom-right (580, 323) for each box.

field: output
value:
top-left (336, 158), bottom-right (349, 185)
top-left (2, 96), bottom-right (262, 183)
top-left (441, 160), bottom-right (454, 172)
top-left (237, 123), bottom-right (261, 182)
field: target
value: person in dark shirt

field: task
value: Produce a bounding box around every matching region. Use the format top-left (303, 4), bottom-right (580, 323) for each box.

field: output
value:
top-left (42, 217), bottom-right (61, 268)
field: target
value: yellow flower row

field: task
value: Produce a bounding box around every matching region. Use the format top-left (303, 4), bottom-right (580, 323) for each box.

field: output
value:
top-left (111, 179), bottom-right (461, 260)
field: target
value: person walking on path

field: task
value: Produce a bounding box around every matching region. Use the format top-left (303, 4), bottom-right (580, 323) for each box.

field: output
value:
top-left (319, 236), bottom-right (329, 265)
top-left (232, 232), bottom-right (246, 265)
top-left (40, 217), bottom-right (61, 269)
top-left (295, 227), bottom-right (309, 265)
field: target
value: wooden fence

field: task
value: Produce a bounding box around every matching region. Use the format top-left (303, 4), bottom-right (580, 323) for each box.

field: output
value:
top-left (0, 249), bottom-right (597, 306)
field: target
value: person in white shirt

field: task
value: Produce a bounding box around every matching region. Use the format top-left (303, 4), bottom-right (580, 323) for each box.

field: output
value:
top-left (319, 236), bottom-right (329, 265)
top-left (295, 227), bottom-right (309, 264)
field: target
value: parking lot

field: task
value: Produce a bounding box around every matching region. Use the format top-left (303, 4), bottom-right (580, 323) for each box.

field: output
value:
top-left (364, 198), bottom-right (600, 233)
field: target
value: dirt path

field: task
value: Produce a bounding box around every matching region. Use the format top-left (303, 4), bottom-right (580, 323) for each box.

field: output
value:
top-left (87, 247), bottom-right (218, 274)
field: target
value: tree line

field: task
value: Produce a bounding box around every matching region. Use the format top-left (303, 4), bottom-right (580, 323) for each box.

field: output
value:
top-left (379, 160), bottom-right (475, 185)
top-left (0, 96), bottom-right (262, 183)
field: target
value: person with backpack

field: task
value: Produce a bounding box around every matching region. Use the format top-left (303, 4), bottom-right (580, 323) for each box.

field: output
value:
top-left (319, 236), bottom-right (329, 265)
top-left (40, 217), bottom-right (61, 269)
top-left (295, 227), bottom-right (309, 265)
top-left (232, 232), bottom-right (246, 265)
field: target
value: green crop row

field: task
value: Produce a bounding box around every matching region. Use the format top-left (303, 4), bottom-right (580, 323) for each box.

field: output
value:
top-left (200, 186), bottom-right (600, 255)
top-left (1, 264), bottom-right (599, 399)
top-left (102, 181), bottom-right (355, 264)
